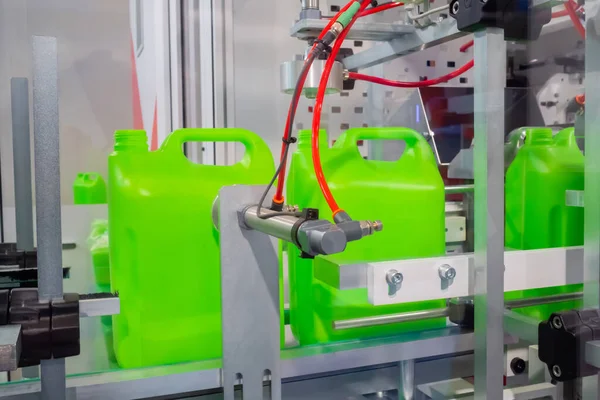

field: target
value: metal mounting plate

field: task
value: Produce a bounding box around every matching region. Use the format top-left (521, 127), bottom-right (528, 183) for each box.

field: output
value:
top-left (290, 18), bottom-right (415, 41)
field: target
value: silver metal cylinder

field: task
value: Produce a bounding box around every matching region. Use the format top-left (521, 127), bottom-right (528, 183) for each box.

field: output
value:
top-left (398, 360), bottom-right (415, 400)
top-left (445, 184), bottom-right (474, 195)
top-left (505, 292), bottom-right (582, 309)
top-left (333, 308), bottom-right (449, 330)
top-left (241, 206), bottom-right (299, 242)
top-left (280, 59), bottom-right (344, 99)
top-left (301, 0), bottom-right (319, 9)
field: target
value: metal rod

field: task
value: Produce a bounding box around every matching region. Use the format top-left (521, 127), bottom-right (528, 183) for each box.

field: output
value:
top-left (11, 78), bottom-right (34, 251)
top-left (398, 359), bottom-right (415, 400)
top-left (301, 0), bottom-right (319, 10)
top-left (332, 292), bottom-right (581, 331)
top-left (32, 35), bottom-right (66, 400)
top-left (445, 184), bottom-right (474, 195)
top-left (505, 292), bottom-right (582, 309)
top-left (333, 308), bottom-right (449, 330)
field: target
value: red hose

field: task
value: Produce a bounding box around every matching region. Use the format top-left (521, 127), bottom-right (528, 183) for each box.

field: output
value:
top-left (273, 2), bottom-right (355, 204)
top-left (358, 2), bottom-right (404, 17)
top-left (312, 0), bottom-right (371, 217)
top-left (565, 0), bottom-right (585, 39)
top-left (348, 59), bottom-right (474, 88)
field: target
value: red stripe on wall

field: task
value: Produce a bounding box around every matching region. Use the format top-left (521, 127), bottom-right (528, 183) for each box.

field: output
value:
top-left (130, 39), bottom-right (143, 130)
top-left (150, 100), bottom-right (158, 151)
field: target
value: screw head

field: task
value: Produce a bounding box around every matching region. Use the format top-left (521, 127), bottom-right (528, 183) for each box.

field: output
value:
top-left (439, 264), bottom-right (456, 280)
top-left (552, 316), bottom-right (563, 330)
top-left (386, 270), bottom-right (403, 286)
top-left (451, 1), bottom-right (459, 15)
top-left (552, 364), bottom-right (562, 378)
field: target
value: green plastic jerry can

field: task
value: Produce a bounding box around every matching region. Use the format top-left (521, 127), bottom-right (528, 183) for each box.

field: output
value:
top-left (109, 128), bottom-right (274, 368)
top-left (73, 172), bottom-right (107, 204)
top-left (287, 127), bottom-right (447, 345)
top-left (505, 127), bottom-right (583, 319)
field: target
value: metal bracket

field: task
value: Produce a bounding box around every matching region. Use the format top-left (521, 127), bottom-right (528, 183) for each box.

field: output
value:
top-left (219, 185), bottom-right (281, 400)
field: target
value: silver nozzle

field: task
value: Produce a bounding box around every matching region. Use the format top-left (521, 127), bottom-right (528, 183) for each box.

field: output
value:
top-left (330, 21), bottom-right (344, 36)
top-left (358, 220), bottom-right (384, 236)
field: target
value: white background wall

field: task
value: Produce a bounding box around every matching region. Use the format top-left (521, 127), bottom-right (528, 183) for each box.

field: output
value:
top-left (0, 0), bottom-right (132, 206)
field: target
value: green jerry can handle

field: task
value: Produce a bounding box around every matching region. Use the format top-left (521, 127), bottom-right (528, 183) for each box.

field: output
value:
top-left (554, 127), bottom-right (578, 148)
top-left (335, 127), bottom-right (436, 163)
top-left (160, 128), bottom-right (273, 170)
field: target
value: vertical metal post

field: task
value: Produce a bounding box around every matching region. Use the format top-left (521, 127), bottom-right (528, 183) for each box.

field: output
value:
top-left (32, 36), bottom-right (66, 400)
top-left (473, 28), bottom-right (506, 400)
top-left (398, 359), bottom-right (415, 400)
top-left (584, 6), bottom-right (600, 398)
top-left (10, 78), bottom-right (34, 251)
top-left (219, 185), bottom-right (281, 400)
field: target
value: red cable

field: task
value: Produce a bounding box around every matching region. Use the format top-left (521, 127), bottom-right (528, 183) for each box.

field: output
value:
top-left (273, 2), bottom-right (354, 204)
top-left (348, 59), bottom-right (474, 88)
top-left (565, 0), bottom-right (585, 39)
top-left (312, 0), bottom-right (372, 217)
top-left (358, 2), bottom-right (404, 17)
top-left (459, 40), bottom-right (473, 53)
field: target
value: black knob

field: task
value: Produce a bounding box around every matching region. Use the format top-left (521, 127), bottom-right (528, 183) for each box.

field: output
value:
top-left (510, 357), bottom-right (527, 375)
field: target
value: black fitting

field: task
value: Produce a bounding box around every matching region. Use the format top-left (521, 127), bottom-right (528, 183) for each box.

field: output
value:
top-left (539, 309), bottom-right (600, 382)
top-left (6, 288), bottom-right (80, 367)
top-left (333, 210), bottom-right (352, 224)
top-left (449, 0), bottom-right (551, 41)
top-left (270, 200), bottom-right (284, 212)
top-left (282, 136), bottom-right (297, 145)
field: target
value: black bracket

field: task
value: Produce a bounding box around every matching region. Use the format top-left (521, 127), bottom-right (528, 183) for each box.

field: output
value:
top-left (539, 309), bottom-right (600, 382)
top-left (2, 288), bottom-right (80, 367)
top-left (449, 0), bottom-right (551, 41)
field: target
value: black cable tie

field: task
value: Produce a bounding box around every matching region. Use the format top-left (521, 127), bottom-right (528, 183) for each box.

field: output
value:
top-left (282, 136), bottom-right (297, 145)
top-left (314, 39), bottom-right (332, 54)
top-left (370, 0), bottom-right (379, 6)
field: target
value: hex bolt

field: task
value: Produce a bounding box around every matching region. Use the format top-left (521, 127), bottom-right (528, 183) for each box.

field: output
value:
top-left (552, 365), bottom-right (562, 378)
top-left (451, 1), bottom-right (459, 15)
top-left (438, 264), bottom-right (456, 281)
top-left (552, 316), bottom-right (563, 330)
top-left (386, 270), bottom-right (403, 287)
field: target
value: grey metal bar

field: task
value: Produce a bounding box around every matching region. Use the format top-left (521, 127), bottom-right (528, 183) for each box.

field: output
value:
top-left (78, 296), bottom-right (120, 318)
top-left (584, 4), bottom-right (600, 398)
top-left (473, 27), bottom-right (506, 400)
top-left (10, 78), bottom-right (34, 251)
top-left (398, 360), bottom-right (415, 400)
top-left (342, 19), bottom-right (465, 70)
top-left (32, 35), bottom-right (66, 400)
top-left (220, 186), bottom-right (281, 400)
top-left (505, 292), bottom-right (582, 309)
top-left (333, 308), bottom-right (449, 330)
top-left (445, 184), bottom-right (474, 195)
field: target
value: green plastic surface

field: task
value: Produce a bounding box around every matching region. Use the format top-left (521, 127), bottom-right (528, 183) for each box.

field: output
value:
top-left (73, 172), bottom-right (107, 204)
top-left (287, 127), bottom-right (447, 345)
top-left (505, 127), bottom-right (584, 319)
top-left (88, 219), bottom-right (110, 287)
top-left (109, 128), bottom-right (274, 368)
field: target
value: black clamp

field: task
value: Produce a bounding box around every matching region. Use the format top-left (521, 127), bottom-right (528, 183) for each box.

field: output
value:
top-left (291, 208), bottom-right (320, 259)
top-left (539, 309), bottom-right (600, 382)
top-left (1, 288), bottom-right (80, 367)
top-left (449, 0), bottom-right (551, 41)
top-left (448, 298), bottom-right (474, 328)
top-left (282, 136), bottom-right (298, 145)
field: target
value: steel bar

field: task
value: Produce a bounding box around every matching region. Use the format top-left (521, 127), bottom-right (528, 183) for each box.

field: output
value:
top-left (78, 295), bottom-right (120, 318)
top-left (10, 78), bottom-right (34, 251)
top-left (32, 35), bottom-right (66, 400)
top-left (473, 27), bottom-right (506, 400)
top-left (445, 184), bottom-right (474, 195)
top-left (333, 308), bottom-right (449, 330)
top-left (584, 2), bottom-right (600, 397)
top-left (398, 359), bottom-right (415, 400)
top-left (333, 292), bottom-right (581, 330)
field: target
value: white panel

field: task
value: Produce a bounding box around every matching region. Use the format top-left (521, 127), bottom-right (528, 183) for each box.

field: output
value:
top-left (368, 247), bottom-right (583, 306)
